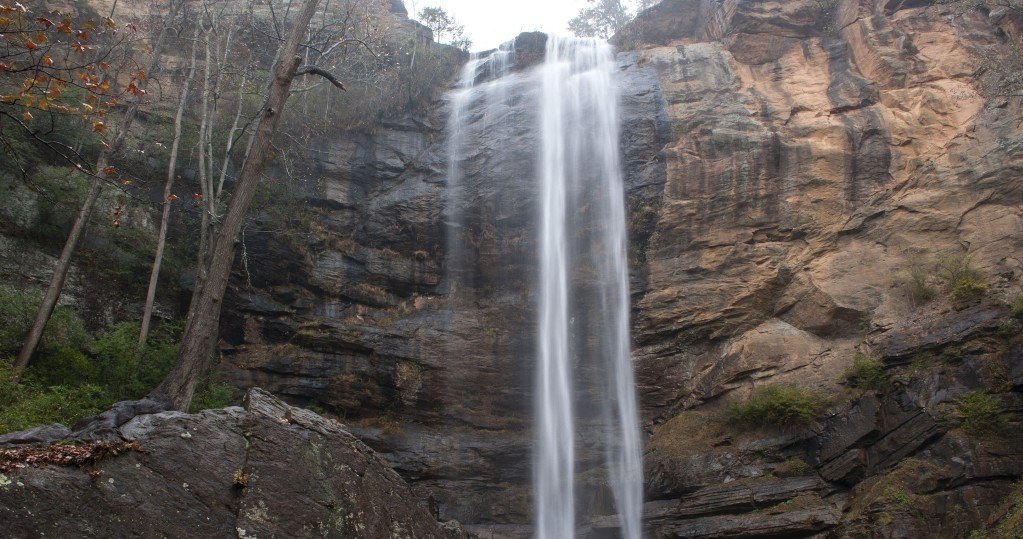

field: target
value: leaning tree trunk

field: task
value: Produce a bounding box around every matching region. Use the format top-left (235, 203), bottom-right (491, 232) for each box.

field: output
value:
top-left (138, 23), bottom-right (202, 353)
top-left (152, 0), bottom-right (322, 411)
top-left (11, 3), bottom-right (180, 381)
top-left (12, 172), bottom-right (105, 381)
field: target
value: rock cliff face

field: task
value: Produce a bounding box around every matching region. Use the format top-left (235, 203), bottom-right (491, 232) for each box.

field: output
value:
top-left (618, 0), bottom-right (1022, 424)
top-left (215, 0), bottom-right (1023, 536)
top-left (615, 1), bottom-right (1023, 535)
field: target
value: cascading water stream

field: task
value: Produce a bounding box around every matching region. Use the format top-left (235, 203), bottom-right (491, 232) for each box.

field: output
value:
top-left (444, 46), bottom-right (514, 295)
top-left (444, 35), bottom-right (641, 538)
top-left (535, 36), bottom-right (642, 539)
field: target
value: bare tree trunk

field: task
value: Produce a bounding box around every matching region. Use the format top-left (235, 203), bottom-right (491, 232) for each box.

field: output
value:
top-left (214, 28), bottom-right (240, 196)
top-left (191, 16), bottom-right (235, 316)
top-left (194, 31), bottom-right (215, 302)
top-left (139, 24), bottom-right (201, 352)
top-left (216, 63), bottom-right (249, 196)
top-left (152, 0), bottom-right (322, 411)
top-left (12, 1), bottom-right (180, 381)
top-left (12, 170), bottom-right (105, 380)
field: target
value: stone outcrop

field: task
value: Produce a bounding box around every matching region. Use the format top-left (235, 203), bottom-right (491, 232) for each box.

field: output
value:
top-left (0, 388), bottom-right (466, 539)
top-left (200, 0), bottom-right (1023, 536)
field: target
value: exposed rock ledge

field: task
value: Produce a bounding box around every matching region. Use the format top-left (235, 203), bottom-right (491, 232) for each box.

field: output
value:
top-left (0, 389), bottom-right (466, 539)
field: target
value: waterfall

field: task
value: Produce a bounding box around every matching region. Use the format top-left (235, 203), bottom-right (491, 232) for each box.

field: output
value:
top-left (444, 35), bottom-right (642, 538)
top-left (535, 36), bottom-right (642, 539)
top-left (444, 46), bottom-right (514, 296)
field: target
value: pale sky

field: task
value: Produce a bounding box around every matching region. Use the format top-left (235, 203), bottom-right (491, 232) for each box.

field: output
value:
top-left (403, 0), bottom-right (594, 52)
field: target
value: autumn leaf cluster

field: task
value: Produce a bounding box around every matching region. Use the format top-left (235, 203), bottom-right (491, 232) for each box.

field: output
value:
top-left (0, 440), bottom-right (144, 473)
top-left (0, 2), bottom-right (144, 132)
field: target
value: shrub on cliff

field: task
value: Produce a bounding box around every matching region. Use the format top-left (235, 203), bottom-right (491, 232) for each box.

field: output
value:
top-left (954, 390), bottom-right (1005, 436)
top-left (0, 286), bottom-right (90, 358)
top-left (894, 262), bottom-right (936, 306)
top-left (843, 353), bottom-right (888, 391)
top-left (937, 253), bottom-right (988, 302)
top-left (0, 315), bottom-right (237, 435)
top-left (0, 357), bottom-right (107, 434)
top-left (728, 384), bottom-right (825, 427)
top-left (1007, 295), bottom-right (1023, 318)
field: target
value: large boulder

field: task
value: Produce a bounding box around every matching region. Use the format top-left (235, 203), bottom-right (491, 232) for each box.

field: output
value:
top-left (0, 389), bottom-right (466, 539)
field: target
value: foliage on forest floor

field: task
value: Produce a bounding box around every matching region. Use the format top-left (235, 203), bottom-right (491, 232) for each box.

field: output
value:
top-left (0, 441), bottom-right (144, 474)
top-left (1, 288), bottom-right (236, 434)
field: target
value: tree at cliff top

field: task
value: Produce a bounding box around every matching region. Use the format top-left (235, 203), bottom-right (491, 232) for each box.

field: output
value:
top-left (150, 0), bottom-right (348, 411)
top-left (416, 6), bottom-right (471, 51)
top-left (569, 0), bottom-right (656, 39)
top-left (569, 0), bottom-right (629, 39)
top-left (5, 0), bottom-right (183, 381)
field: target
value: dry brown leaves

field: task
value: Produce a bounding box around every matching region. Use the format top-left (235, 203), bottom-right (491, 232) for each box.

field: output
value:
top-left (0, 441), bottom-right (144, 474)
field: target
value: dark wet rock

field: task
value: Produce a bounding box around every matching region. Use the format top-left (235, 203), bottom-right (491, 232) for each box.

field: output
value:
top-left (0, 423), bottom-right (71, 446)
top-left (872, 303), bottom-right (1007, 362)
top-left (512, 32), bottom-right (547, 70)
top-left (647, 495), bottom-right (841, 539)
top-left (811, 390), bottom-right (942, 485)
top-left (671, 476), bottom-right (830, 517)
top-left (70, 396), bottom-right (173, 441)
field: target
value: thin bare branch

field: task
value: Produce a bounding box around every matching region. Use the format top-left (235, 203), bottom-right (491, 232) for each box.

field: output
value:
top-left (295, 65), bottom-right (347, 91)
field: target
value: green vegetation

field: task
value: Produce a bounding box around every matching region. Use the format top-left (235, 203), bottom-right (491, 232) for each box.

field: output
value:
top-left (416, 7), bottom-right (472, 50)
top-left (897, 251), bottom-right (989, 305)
top-left (894, 262), bottom-right (937, 306)
top-left (937, 252), bottom-right (988, 302)
top-left (189, 378), bottom-right (237, 413)
top-left (773, 456), bottom-right (813, 478)
top-left (843, 353), bottom-right (888, 391)
top-left (25, 166), bottom-right (91, 242)
top-left (569, 0), bottom-right (631, 38)
top-left (884, 486), bottom-right (913, 505)
top-left (0, 363), bottom-right (108, 434)
top-left (1009, 294), bottom-right (1023, 318)
top-left (0, 286), bottom-right (89, 360)
top-left (954, 390), bottom-right (1005, 436)
top-left (728, 384), bottom-right (826, 427)
top-left (0, 289), bottom-right (236, 434)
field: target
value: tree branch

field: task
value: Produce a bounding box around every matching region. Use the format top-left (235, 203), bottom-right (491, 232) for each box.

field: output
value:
top-left (295, 65), bottom-right (347, 91)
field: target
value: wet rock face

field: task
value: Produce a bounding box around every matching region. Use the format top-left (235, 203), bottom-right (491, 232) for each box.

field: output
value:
top-left (0, 389), bottom-right (466, 539)
top-left (215, 0), bottom-right (1023, 536)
